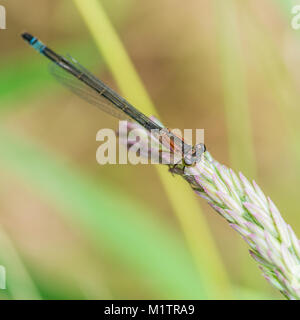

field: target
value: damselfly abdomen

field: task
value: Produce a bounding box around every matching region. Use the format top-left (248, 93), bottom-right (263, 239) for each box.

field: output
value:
top-left (21, 32), bottom-right (206, 166)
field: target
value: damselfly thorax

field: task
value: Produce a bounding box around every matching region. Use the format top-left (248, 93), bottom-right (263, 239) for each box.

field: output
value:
top-left (156, 128), bottom-right (206, 166)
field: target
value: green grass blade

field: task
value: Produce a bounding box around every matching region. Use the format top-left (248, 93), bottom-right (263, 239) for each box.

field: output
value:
top-left (242, 3), bottom-right (300, 172)
top-left (0, 225), bottom-right (41, 299)
top-left (0, 128), bottom-right (211, 299)
top-left (214, 0), bottom-right (256, 178)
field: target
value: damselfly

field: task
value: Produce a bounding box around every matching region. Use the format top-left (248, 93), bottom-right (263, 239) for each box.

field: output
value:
top-left (21, 32), bottom-right (206, 166)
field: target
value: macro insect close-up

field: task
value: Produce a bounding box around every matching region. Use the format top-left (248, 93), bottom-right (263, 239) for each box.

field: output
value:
top-left (0, 0), bottom-right (300, 306)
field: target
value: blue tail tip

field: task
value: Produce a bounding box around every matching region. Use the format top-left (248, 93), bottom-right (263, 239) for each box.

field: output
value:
top-left (21, 32), bottom-right (34, 43)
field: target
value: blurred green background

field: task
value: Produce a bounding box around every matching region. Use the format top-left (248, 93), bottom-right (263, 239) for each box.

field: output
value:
top-left (0, 0), bottom-right (299, 299)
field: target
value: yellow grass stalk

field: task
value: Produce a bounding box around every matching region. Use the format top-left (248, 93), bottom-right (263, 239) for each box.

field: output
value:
top-left (73, 0), bottom-right (232, 298)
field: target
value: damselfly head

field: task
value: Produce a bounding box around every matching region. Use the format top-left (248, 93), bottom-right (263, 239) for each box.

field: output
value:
top-left (183, 143), bottom-right (206, 166)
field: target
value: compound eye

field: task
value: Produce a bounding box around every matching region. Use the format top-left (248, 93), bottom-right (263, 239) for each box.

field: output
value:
top-left (196, 143), bottom-right (206, 153)
top-left (184, 154), bottom-right (193, 166)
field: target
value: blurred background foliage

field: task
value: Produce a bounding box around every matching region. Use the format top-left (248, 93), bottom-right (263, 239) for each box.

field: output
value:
top-left (0, 0), bottom-right (299, 299)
